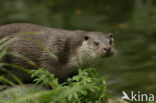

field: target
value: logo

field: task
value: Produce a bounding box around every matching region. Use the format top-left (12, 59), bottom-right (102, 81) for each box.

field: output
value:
top-left (122, 91), bottom-right (155, 102)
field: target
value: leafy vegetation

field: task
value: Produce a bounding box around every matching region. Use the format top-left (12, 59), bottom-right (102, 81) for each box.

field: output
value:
top-left (0, 68), bottom-right (113, 103)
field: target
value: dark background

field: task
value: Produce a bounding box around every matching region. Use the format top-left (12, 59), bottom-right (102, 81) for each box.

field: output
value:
top-left (0, 0), bottom-right (155, 96)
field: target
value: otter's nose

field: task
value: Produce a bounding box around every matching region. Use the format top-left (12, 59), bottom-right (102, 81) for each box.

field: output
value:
top-left (104, 47), bottom-right (111, 53)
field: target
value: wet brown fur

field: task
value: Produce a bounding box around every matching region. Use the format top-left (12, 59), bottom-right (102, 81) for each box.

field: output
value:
top-left (0, 23), bottom-right (86, 82)
top-left (0, 23), bottom-right (114, 83)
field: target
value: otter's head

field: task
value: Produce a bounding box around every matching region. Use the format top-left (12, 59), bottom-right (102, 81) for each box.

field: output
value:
top-left (77, 32), bottom-right (115, 64)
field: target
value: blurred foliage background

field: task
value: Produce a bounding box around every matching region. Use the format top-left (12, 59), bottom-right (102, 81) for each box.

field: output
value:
top-left (0, 0), bottom-right (156, 96)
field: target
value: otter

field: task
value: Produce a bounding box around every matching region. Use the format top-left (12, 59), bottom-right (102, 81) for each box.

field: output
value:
top-left (0, 23), bottom-right (115, 83)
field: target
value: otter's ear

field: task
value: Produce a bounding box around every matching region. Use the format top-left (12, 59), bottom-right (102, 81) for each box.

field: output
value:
top-left (84, 35), bottom-right (90, 41)
top-left (108, 33), bottom-right (113, 38)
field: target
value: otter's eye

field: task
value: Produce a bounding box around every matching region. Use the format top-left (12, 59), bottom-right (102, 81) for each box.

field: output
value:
top-left (109, 40), bottom-right (112, 45)
top-left (108, 33), bottom-right (113, 38)
top-left (84, 36), bottom-right (89, 41)
top-left (94, 42), bottom-right (99, 46)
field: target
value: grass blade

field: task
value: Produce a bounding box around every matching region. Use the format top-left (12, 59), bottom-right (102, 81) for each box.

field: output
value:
top-left (8, 52), bottom-right (36, 66)
top-left (0, 63), bottom-right (31, 74)
top-left (23, 38), bottom-right (58, 60)
top-left (0, 76), bottom-right (16, 86)
top-left (0, 67), bottom-right (23, 85)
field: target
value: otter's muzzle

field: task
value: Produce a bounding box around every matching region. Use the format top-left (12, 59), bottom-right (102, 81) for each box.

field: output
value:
top-left (103, 47), bottom-right (114, 57)
top-left (104, 47), bottom-right (111, 53)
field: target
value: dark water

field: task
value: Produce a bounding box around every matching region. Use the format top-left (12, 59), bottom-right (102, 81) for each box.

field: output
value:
top-left (0, 0), bottom-right (156, 97)
top-left (100, 32), bottom-right (156, 96)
